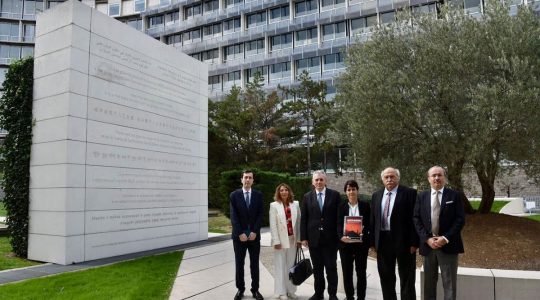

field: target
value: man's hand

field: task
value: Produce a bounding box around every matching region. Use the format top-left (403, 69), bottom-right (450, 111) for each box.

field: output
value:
top-left (341, 236), bottom-right (351, 243)
top-left (248, 232), bottom-right (257, 241)
top-left (301, 240), bottom-right (309, 248)
top-left (274, 244), bottom-right (282, 250)
top-left (239, 233), bottom-right (248, 242)
top-left (434, 236), bottom-right (447, 247)
top-left (428, 237), bottom-right (442, 249)
top-left (296, 242), bottom-right (302, 248)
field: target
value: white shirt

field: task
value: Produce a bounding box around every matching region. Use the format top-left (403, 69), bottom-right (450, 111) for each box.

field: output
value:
top-left (315, 187), bottom-right (326, 207)
top-left (381, 186), bottom-right (398, 230)
top-left (242, 188), bottom-right (251, 201)
top-left (348, 202), bottom-right (359, 216)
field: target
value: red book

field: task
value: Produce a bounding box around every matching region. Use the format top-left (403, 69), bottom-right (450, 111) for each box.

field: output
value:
top-left (343, 216), bottom-right (363, 242)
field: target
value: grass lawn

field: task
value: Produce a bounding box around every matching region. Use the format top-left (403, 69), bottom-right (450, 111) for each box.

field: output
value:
top-left (0, 202), bottom-right (6, 217)
top-left (469, 200), bottom-right (510, 213)
top-left (208, 213), bottom-right (231, 234)
top-left (0, 251), bottom-right (183, 300)
top-left (0, 237), bottom-right (41, 271)
top-left (526, 214), bottom-right (540, 222)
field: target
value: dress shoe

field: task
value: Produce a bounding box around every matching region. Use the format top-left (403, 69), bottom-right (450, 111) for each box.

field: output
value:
top-left (252, 291), bottom-right (264, 300)
top-left (309, 294), bottom-right (324, 300)
top-left (287, 293), bottom-right (298, 299)
top-left (234, 290), bottom-right (244, 300)
top-left (329, 295), bottom-right (339, 300)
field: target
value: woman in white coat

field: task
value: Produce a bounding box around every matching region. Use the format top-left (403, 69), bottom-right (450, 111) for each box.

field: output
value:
top-left (269, 183), bottom-right (301, 300)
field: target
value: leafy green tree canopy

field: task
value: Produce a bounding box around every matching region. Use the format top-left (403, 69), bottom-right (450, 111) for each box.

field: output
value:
top-left (335, 1), bottom-right (540, 213)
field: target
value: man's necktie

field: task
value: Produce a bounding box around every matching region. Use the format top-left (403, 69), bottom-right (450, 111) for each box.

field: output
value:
top-left (245, 192), bottom-right (250, 208)
top-left (382, 192), bottom-right (391, 230)
top-left (317, 192), bottom-right (323, 211)
top-left (432, 191), bottom-right (440, 236)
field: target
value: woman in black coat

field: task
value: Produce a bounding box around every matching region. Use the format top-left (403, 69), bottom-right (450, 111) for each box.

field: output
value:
top-left (337, 180), bottom-right (371, 300)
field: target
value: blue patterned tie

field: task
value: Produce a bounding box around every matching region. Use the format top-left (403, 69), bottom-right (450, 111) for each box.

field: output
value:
top-left (317, 192), bottom-right (323, 211)
top-left (245, 192), bottom-right (250, 208)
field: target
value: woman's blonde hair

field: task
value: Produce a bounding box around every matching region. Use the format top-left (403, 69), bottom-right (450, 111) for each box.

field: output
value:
top-left (274, 183), bottom-right (294, 205)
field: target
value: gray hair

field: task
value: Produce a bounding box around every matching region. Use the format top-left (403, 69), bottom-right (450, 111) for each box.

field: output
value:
top-left (312, 170), bottom-right (327, 179)
top-left (380, 167), bottom-right (400, 180)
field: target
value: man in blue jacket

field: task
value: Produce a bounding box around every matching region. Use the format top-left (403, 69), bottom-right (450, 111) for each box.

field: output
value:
top-left (230, 170), bottom-right (264, 300)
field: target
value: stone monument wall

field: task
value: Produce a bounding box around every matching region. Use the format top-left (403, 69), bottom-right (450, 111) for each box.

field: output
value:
top-left (28, 0), bottom-right (208, 264)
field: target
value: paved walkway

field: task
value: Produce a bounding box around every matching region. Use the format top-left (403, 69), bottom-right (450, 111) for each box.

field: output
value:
top-left (169, 231), bottom-right (421, 300)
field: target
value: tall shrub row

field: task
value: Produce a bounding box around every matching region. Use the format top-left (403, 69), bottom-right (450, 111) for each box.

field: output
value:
top-left (0, 57), bottom-right (34, 257)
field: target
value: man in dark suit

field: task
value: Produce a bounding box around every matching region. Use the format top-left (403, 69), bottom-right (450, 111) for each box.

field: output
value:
top-left (301, 170), bottom-right (341, 300)
top-left (413, 166), bottom-right (465, 300)
top-left (230, 170), bottom-right (264, 300)
top-left (371, 167), bottom-right (419, 300)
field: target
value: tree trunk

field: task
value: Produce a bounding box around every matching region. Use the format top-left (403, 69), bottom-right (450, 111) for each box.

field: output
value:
top-left (474, 158), bottom-right (498, 214)
top-left (446, 159), bottom-right (475, 214)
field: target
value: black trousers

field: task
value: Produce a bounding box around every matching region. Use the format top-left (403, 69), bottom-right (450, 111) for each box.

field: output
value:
top-left (233, 239), bottom-right (260, 293)
top-left (309, 239), bottom-right (338, 297)
top-left (339, 244), bottom-right (368, 300)
top-left (377, 231), bottom-right (417, 300)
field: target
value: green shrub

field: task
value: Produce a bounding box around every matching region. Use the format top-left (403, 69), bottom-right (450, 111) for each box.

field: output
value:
top-left (219, 169), bottom-right (312, 227)
top-left (0, 57), bottom-right (34, 257)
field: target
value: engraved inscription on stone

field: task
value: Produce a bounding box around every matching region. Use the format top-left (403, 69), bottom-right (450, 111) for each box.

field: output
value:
top-left (86, 207), bottom-right (199, 233)
top-left (88, 98), bottom-right (200, 140)
top-left (86, 189), bottom-right (201, 210)
top-left (86, 120), bottom-right (200, 156)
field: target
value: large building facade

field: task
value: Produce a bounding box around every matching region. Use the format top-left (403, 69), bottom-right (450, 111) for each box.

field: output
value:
top-left (1, 0), bottom-right (538, 97)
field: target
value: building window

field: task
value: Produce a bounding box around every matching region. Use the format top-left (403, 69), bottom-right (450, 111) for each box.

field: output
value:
top-left (245, 39), bottom-right (264, 56)
top-left (270, 33), bottom-right (292, 51)
top-left (321, 0), bottom-right (345, 10)
top-left (149, 15), bottom-right (164, 28)
top-left (296, 57), bottom-right (320, 75)
top-left (0, 44), bottom-right (21, 64)
top-left (108, 3), bottom-right (120, 17)
top-left (464, 0), bottom-right (481, 14)
top-left (224, 71), bottom-right (241, 87)
top-left (22, 23), bottom-right (34, 41)
top-left (202, 48), bottom-right (219, 63)
top-left (380, 11), bottom-right (395, 24)
top-left (203, 23), bottom-right (222, 37)
top-left (225, 0), bottom-right (243, 8)
top-left (295, 27), bottom-right (318, 46)
top-left (166, 11), bottom-right (179, 24)
top-left (185, 3), bottom-right (202, 20)
top-left (1, 0), bottom-right (23, 18)
top-left (270, 61), bottom-right (291, 81)
top-left (134, 0), bottom-right (145, 13)
top-left (160, 0), bottom-right (171, 6)
top-left (350, 15), bottom-right (377, 36)
top-left (247, 66), bottom-right (268, 82)
top-left (322, 21), bottom-right (346, 41)
top-left (0, 21), bottom-right (19, 41)
top-left (246, 11), bottom-right (266, 28)
top-left (223, 18), bottom-right (241, 34)
top-left (23, 0), bottom-right (44, 19)
top-left (209, 75), bottom-right (221, 91)
top-left (323, 52), bottom-right (344, 71)
top-left (182, 28), bottom-right (201, 44)
top-left (412, 3), bottom-right (437, 16)
top-left (191, 52), bottom-right (202, 61)
top-left (204, 0), bottom-right (219, 13)
top-left (295, 0), bottom-right (318, 17)
top-left (166, 33), bottom-right (181, 45)
top-left (270, 5), bottom-right (289, 22)
top-left (224, 43), bottom-right (244, 61)
top-left (47, 0), bottom-right (62, 9)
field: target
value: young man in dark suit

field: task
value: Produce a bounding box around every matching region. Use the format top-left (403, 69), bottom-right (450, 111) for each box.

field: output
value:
top-left (230, 170), bottom-right (264, 300)
top-left (370, 167), bottom-right (419, 300)
top-left (300, 170), bottom-right (341, 300)
top-left (414, 166), bottom-right (465, 300)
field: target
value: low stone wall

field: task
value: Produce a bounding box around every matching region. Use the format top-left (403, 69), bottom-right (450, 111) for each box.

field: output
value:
top-left (420, 267), bottom-right (540, 300)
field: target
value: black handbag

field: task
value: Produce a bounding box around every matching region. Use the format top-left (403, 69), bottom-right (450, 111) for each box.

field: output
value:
top-left (289, 247), bottom-right (313, 285)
